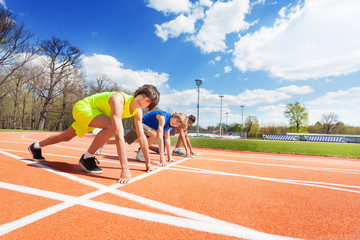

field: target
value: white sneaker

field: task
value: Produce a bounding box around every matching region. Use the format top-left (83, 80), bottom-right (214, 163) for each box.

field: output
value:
top-left (136, 149), bottom-right (145, 162)
top-left (96, 145), bottom-right (104, 155)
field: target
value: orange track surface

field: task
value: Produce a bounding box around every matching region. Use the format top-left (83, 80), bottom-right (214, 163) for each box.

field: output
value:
top-left (1, 131), bottom-right (359, 239)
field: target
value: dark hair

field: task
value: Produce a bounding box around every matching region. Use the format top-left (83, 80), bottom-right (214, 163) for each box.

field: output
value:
top-left (134, 84), bottom-right (160, 111)
top-left (188, 115), bottom-right (196, 123)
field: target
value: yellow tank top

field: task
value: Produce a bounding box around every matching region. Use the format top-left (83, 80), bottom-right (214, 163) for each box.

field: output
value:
top-left (83, 91), bottom-right (137, 119)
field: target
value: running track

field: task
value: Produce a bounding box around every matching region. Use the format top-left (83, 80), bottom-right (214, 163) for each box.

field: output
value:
top-left (0, 131), bottom-right (359, 239)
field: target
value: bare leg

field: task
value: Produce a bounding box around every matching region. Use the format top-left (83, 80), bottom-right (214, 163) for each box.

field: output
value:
top-left (175, 136), bottom-right (183, 148)
top-left (87, 115), bottom-right (114, 155)
top-left (39, 126), bottom-right (77, 147)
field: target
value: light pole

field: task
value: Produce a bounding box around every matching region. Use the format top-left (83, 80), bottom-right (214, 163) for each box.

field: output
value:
top-left (225, 112), bottom-right (229, 134)
top-left (219, 95), bottom-right (224, 138)
top-left (195, 79), bottom-right (202, 137)
top-left (240, 105), bottom-right (244, 138)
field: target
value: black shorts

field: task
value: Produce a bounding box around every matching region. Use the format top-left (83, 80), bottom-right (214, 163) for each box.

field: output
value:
top-left (124, 122), bottom-right (152, 144)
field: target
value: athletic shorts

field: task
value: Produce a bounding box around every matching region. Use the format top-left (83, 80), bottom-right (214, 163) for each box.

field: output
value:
top-left (169, 127), bottom-right (176, 136)
top-left (71, 100), bottom-right (103, 138)
top-left (124, 122), bottom-right (152, 144)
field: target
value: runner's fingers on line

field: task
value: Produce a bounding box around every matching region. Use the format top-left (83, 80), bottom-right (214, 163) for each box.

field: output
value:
top-left (118, 178), bottom-right (130, 184)
top-left (158, 162), bottom-right (167, 167)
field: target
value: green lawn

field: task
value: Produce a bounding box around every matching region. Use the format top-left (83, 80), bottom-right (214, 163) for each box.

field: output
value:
top-left (171, 137), bottom-right (360, 159)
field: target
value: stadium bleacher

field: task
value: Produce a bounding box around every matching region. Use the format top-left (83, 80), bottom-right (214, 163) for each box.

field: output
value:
top-left (263, 135), bottom-right (299, 141)
top-left (306, 136), bottom-right (344, 143)
top-left (263, 134), bottom-right (347, 143)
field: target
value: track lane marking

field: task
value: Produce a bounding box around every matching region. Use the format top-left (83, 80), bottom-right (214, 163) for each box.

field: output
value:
top-left (0, 182), bottom-right (300, 240)
top-left (0, 149), bottom-right (302, 239)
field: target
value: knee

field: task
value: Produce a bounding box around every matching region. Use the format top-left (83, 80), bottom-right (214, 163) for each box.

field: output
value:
top-left (61, 135), bottom-right (74, 142)
top-left (147, 129), bottom-right (157, 138)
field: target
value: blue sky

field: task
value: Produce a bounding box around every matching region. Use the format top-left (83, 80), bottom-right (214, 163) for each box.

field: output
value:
top-left (3, 0), bottom-right (360, 128)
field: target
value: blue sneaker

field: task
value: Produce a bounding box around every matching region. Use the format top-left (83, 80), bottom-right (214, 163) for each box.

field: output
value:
top-left (172, 148), bottom-right (186, 156)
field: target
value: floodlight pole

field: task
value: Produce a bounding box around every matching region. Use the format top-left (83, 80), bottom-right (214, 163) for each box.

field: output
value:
top-left (240, 105), bottom-right (244, 137)
top-left (225, 112), bottom-right (229, 134)
top-left (219, 95), bottom-right (224, 138)
top-left (195, 79), bottom-right (202, 137)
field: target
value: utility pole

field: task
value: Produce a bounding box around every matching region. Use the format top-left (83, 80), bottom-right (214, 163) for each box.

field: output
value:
top-left (219, 95), bottom-right (224, 138)
top-left (195, 79), bottom-right (202, 137)
top-left (240, 105), bottom-right (244, 138)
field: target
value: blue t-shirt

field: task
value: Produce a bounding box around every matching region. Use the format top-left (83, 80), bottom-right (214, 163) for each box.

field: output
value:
top-left (142, 110), bottom-right (172, 131)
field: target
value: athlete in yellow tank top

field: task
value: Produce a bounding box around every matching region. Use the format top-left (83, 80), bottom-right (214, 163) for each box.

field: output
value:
top-left (28, 85), bottom-right (160, 184)
top-left (72, 91), bottom-right (137, 138)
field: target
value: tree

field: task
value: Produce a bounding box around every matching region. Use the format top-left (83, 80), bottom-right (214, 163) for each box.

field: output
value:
top-left (244, 116), bottom-right (259, 137)
top-left (284, 101), bottom-right (308, 133)
top-left (87, 73), bottom-right (122, 95)
top-left (0, 6), bottom-right (37, 87)
top-left (36, 36), bottom-right (82, 130)
top-left (56, 71), bottom-right (83, 131)
top-left (321, 113), bottom-right (341, 134)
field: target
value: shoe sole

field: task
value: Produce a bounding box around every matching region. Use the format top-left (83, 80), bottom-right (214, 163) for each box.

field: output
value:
top-left (136, 158), bottom-right (146, 163)
top-left (78, 160), bottom-right (103, 174)
top-left (27, 146), bottom-right (46, 162)
top-left (172, 153), bottom-right (186, 156)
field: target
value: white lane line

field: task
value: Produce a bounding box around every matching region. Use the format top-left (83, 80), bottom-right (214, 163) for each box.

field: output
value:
top-left (174, 165), bottom-right (360, 190)
top-left (199, 151), bottom-right (360, 167)
top-left (166, 166), bottom-right (360, 194)
top-left (195, 157), bottom-right (360, 174)
top-left (0, 149), bottom-right (303, 239)
top-left (0, 151), bottom-right (240, 230)
top-left (0, 182), bottom-right (120, 236)
top-left (0, 182), bottom-right (300, 240)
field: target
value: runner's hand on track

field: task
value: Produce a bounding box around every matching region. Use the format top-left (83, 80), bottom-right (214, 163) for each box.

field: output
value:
top-left (146, 163), bottom-right (153, 172)
top-left (118, 169), bottom-right (132, 184)
top-left (159, 160), bottom-right (167, 167)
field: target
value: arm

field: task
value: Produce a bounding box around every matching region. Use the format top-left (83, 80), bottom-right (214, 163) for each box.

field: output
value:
top-left (108, 93), bottom-right (131, 184)
top-left (178, 127), bottom-right (190, 157)
top-left (156, 114), bottom-right (166, 166)
top-left (184, 128), bottom-right (196, 156)
top-left (133, 109), bottom-right (152, 172)
top-left (164, 129), bottom-right (174, 162)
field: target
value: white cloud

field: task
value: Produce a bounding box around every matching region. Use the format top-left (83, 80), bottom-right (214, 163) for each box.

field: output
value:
top-left (191, 0), bottom-right (250, 53)
top-left (209, 56), bottom-right (221, 65)
top-left (257, 104), bottom-right (287, 123)
top-left (307, 87), bottom-right (360, 105)
top-left (155, 14), bottom-right (197, 41)
top-left (160, 86), bottom-right (294, 108)
top-left (277, 85), bottom-right (313, 95)
top-left (151, 0), bottom-right (251, 53)
top-left (146, 0), bottom-right (192, 14)
top-left (258, 104), bottom-right (286, 113)
top-left (233, 0), bottom-right (360, 80)
top-left (199, 0), bottom-right (213, 8)
top-left (224, 66), bottom-right (232, 73)
top-left (82, 54), bottom-right (169, 91)
top-left (0, 0), bottom-right (6, 8)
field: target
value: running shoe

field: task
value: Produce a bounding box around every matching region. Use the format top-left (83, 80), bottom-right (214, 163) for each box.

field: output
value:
top-left (78, 154), bottom-right (103, 174)
top-left (28, 143), bottom-right (46, 161)
top-left (136, 148), bottom-right (145, 162)
top-left (172, 148), bottom-right (186, 156)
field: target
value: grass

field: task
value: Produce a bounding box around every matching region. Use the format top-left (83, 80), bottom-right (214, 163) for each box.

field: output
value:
top-left (170, 137), bottom-right (360, 159)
